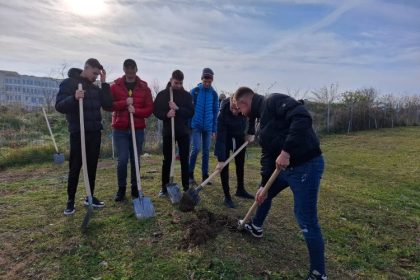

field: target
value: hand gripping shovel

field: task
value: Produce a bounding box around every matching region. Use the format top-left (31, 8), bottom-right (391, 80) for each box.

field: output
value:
top-left (237, 168), bottom-right (281, 230)
top-left (42, 107), bottom-right (65, 164)
top-left (165, 87), bottom-right (182, 204)
top-left (128, 90), bottom-right (155, 219)
top-left (78, 84), bottom-right (94, 232)
top-left (179, 141), bottom-right (249, 212)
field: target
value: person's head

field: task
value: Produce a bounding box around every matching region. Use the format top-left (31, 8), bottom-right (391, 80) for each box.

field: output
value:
top-left (201, 68), bottom-right (214, 88)
top-left (219, 93), bottom-right (226, 102)
top-left (233, 87), bottom-right (255, 117)
top-left (123, 59), bottom-right (138, 81)
top-left (229, 97), bottom-right (240, 116)
top-left (170, 70), bottom-right (184, 90)
top-left (82, 58), bottom-right (103, 82)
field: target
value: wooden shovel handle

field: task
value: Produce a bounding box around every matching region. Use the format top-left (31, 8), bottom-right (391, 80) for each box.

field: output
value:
top-left (198, 140), bottom-right (249, 189)
top-left (78, 83), bottom-right (92, 198)
top-left (42, 107), bottom-right (59, 153)
top-left (169, 87), bottom-right (176, 178)
top-left (240, 168), bottom-right (281, 225)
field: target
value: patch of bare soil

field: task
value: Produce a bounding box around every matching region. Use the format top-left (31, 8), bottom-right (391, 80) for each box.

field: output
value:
top-left (179, 209), bottom-right (237, 249)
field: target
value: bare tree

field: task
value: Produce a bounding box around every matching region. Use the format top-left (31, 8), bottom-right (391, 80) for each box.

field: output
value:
top-left (312, 83), bottom-right (338, 133)
top-left (47, 62), bottom-right (69, 112)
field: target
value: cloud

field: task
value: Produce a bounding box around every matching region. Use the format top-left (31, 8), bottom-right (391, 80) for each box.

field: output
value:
top-left (0, 0), bottom-right (419, 95)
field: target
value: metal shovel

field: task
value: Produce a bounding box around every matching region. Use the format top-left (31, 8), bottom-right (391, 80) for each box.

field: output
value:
top-left (166, 87), bottom-right (182, 204)
top-left (128, 89), bottom-right (155, 219)
top-left (42, 107), bottom-right (64, 164)
top-left (179, 141), bottom-right (249, 212)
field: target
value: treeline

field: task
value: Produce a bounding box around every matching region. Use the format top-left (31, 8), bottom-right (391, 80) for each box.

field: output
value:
top-left (298, 85), bottom-right (419, 134)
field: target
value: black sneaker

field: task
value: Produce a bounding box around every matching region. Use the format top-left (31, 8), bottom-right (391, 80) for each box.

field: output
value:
top-left (131, 188), bottom-right (139, 198)
top-left (202, 175), bottom-right (212, 185)
top-left (223, 197), bottom-right (235, 208)
top-left (306, 270), bottom-right (328, 280)
top-left (64, 200), bottom-right (75, 215)
top-left (84, 197), bottom-right (105, 208)
top-left (235, 190), bottom-right (254, 199)
top-left (158, 190), bottom-right (168, 197)
top-left (244, 222), bottom-right (263, 238)
top-left (114, 188), bottom-right (126, 202)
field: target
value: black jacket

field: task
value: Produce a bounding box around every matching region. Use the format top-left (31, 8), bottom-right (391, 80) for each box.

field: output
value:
top-left (55, 68), bottom-right (113, 133)
top-left (214, 98), bottom-right (255, 161)
top-left (250, 93), bottom-right (322, 186)
top-left (153, 83), bottom-right (194, 138)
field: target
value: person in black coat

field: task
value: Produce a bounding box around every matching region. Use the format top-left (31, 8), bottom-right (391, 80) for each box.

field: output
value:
top-left (214, 97), bottom-right (255, 208)
top-left (234, 87), bottom-right (327, 280)
top-left (153, 70), bottom-right (194, 196)
top-left (55, 58), bottom-right (113, 216)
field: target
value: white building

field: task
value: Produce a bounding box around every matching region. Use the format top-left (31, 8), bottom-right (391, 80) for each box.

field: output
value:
top-left (0, 70), bottom-right (61, 110)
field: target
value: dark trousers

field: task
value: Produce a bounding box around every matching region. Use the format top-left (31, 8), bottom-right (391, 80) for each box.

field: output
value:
top-left (67, 131), bottom-right (101, 201)
top-left (220, 136), bottom-right (246, 199)
top-left (162, 134), bottom-right (190, 191)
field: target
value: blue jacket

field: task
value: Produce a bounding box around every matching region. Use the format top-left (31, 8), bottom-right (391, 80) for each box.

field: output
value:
top-left (190, 83), bottom-right (219, 132)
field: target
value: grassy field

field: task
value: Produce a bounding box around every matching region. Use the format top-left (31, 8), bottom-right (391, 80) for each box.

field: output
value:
top-left (0, 127), bottom-right (419, 279)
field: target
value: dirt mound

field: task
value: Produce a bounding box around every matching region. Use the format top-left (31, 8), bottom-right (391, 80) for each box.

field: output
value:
top-left (179, 209), bottom-right (238, 249)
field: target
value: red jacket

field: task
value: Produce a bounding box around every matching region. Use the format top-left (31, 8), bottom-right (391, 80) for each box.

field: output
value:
top-left (110, 76), bottom-right (154, 130)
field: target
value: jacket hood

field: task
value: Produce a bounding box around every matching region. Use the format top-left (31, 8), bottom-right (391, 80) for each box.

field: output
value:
top-left (67, 68), bottom-right (82, 78)
top-left (249, 93), bottom-right (265, 119)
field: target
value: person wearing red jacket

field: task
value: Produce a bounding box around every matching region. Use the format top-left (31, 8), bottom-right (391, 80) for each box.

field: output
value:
top-left (110, 59), bottom-right (154, 201)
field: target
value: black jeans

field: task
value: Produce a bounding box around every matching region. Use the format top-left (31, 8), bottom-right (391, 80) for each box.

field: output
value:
top-left (162, 134), bottom-right (190, 191)
top-left (220, 136), bottom-right (246, 199)
top-left (67, 131), bottom-right (101, 201)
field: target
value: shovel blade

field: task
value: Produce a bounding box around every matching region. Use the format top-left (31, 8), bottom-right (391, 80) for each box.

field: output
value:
top-left (166, 183), bottom-right (182, 204)
top-left (133, 196), bottom-right (155, 220)
top-left (179, 188), bottom-right (200, 212)
top-left (81, 205), bottom-right (93, 232)
top-left (53, 153), bottom-right (65, 164)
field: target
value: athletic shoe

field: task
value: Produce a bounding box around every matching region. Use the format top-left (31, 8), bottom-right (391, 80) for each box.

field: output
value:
top-left (158, 190), bottom-right (168, 197)
top-left (244, 222), bottom-right (264, 238)
top-left (306, 270), bottom-right (328, 280)
top-left (84, 197), bottom-right (105, 208)
top-left (64, 200), bottom-right (75, 215)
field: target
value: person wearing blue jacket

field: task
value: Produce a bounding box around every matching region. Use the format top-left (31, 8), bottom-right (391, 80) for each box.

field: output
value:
top-left (189, 68), bottom-right (219, 185)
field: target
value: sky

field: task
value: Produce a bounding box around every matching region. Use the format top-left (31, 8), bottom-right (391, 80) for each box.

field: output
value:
top-left (0, 0), bottom-right (419, 96)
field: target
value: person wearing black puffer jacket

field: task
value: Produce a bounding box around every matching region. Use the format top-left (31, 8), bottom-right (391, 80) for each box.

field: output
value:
top-left (214, 97), bottom-right (255, 208)
top-left (234, 87), bottom-right (327, 280)
top-left (55, 58), bottom-right (113, 216)
top-left (153, 70), bottom-right (194, 196)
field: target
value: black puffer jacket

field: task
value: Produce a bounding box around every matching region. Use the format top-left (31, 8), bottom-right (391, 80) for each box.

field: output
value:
top-left (249, 93), bottom-right (322, 186)
top-left (153, 83), bottom-right (194, 138)
top-left (55, 68), bottom-right (113, 133)
top-left (214, 98), bottom-right (255, 161)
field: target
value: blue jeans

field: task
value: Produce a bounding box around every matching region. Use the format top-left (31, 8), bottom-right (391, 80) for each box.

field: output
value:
top-left (113, 129), bottom-right (144, 190)
top-left (189, 128), bottom-right (212, 177)
top-left (253, 155), bottom-right (326, 274)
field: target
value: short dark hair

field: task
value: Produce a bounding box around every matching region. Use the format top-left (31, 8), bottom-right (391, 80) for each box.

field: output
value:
top-left (85, 58), bottom-right (103, 70)
top-left (233, 87), bottom-right (254, 101)
top-left (171, 70), bottom-right (184, 81)
top-left (123, 58), bottom-right (137, 69)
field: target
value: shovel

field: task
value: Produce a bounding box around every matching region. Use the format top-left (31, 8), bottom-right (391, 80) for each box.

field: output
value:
top-left (128, 89), bottom-right (155, 219)
top-left (42, 107), bottom-right (64, 164)
top-left (78, 83), bottom-right (94, 232)
top-left (237, 168), bottom-right (281, 230)
top-left (165, 87), bottom-right (182, 204)
top-left (179, 140), bottom-right (249, 212)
